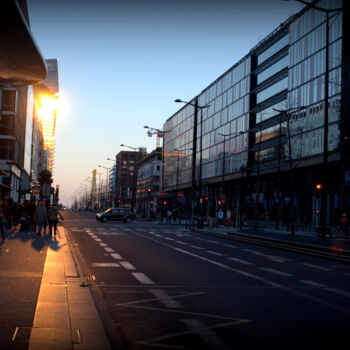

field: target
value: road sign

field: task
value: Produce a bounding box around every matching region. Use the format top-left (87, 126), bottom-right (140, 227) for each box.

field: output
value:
top-left (160, 191), bottom-right (166, 197)
top-left (180, 197), bottom-right (185, 205)
top-left (177, 191), bottom-right (184, 198)
top-left (32, 187), bottom-right (40, 195)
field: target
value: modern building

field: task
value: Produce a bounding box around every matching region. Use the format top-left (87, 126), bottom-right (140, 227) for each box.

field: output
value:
top-left (115, 149), bottom-right (147, 208)
top-left (0, 0), bottom-right (47, 201)
top-left (163, 0), bottom-right (347, 230)
top-left (37, 59), bottom-right (59, 174)
top-left (136, 149), bottom-right (162, 218)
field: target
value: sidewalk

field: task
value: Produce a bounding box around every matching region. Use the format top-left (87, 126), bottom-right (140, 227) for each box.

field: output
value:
top-left (0, 225), bottom-right (112, 350)
top-left (148, 219), bottom-right (350, 260)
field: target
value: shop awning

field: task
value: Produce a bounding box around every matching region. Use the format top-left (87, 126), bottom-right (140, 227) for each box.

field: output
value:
top-left (0, 0), bottom-right (47, 86)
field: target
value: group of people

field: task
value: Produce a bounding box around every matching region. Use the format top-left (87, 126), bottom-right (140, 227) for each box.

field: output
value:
top-left (0, 198), bottom-right (63, 242)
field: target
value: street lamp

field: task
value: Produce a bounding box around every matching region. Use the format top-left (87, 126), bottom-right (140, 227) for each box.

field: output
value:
top-left (120, 144), bottom-right (139, 151)
top-left (282, 0), bottom-right (343, 236)
top-left (144, 125), bottom-right (169, 191)
top-left (175, 98), bottom-right (210, 230)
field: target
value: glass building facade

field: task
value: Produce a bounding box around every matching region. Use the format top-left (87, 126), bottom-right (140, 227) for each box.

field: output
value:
top-left (163, 0), bottom-right (348, 228)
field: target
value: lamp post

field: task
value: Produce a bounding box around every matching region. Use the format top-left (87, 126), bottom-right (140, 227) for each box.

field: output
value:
top-left (144, 126), bottom-right (169, 191)
top-left (120, 144), bottom-right (139, 151)
top-left (175, 98), bottom-right (210, 231)
top-left (282, 0), bottom-right (343, 235)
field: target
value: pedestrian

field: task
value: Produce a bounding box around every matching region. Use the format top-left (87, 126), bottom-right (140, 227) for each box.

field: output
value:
top-left (226, 208), bottom-right (231, 226)
top-left (34, 201), bottom-right (48, 236)
top-left (0, 200), bottom-right (7, 242)
top-left (339, 213), bottom-right (348, 234)
top-left (217, 208), bottom-right (224, 227)
top-left (47, 203), bottom-right (64, 235)
top-left (167, 209), bottom-right (172, 224)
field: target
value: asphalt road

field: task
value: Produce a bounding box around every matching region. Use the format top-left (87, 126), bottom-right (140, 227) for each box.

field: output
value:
top-left (65, 211), bottom-right (350, 349)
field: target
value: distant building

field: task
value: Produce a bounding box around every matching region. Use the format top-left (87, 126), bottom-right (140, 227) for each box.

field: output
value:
top-left (115, 149), bottom-right (147, 208)
top-left (136, 149), bottom-right (162, 217)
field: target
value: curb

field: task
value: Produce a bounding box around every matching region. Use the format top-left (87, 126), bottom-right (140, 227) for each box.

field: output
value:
top-left (28, 226), bottom-right (112, 350)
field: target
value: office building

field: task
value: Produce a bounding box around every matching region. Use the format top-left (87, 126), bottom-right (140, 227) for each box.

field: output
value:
top-left (163, 0), bottom-right (347, 229)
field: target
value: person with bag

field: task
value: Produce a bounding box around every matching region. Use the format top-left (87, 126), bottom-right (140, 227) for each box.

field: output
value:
top-left (34, 201), bottom-right (47, 236)
top-left (47, 203), bottom-right (64, 235)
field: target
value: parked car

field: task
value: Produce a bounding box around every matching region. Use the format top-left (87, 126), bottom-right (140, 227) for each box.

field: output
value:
top-left (96, 208), bottom-right (131, 223)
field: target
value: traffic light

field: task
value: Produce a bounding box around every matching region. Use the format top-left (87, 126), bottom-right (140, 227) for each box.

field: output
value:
top-left (150, 200), bottom-right (154, 205)
top-left (204, 197), bottom-right (209, 201)
top-left (147, 188), bottom-right (151, 193)
top-left (316, 209), bottom-right (320, 215)
top-left (315, 183), bottom-right (322, 191)
top-left (163, 201), bottom-right (167, 205)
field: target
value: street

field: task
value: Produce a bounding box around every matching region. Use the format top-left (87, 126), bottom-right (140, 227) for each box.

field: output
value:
top-left (65, 211), bottom-right (350, 348)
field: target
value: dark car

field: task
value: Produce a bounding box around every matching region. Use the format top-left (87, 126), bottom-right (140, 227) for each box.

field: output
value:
top-left (96, 208), bottom-right (131, 223)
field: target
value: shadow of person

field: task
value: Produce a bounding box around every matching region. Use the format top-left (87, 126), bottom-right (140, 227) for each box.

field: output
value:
top-left (31, 236), bottom-right (47, 252)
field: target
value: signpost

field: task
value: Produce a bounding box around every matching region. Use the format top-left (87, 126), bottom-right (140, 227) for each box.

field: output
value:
top-left (177, 191), bottom-right (184, 198)
top-left (32, 187), bottom-right (40, 195)
top-left (160, 191), bottom-right (166, 197)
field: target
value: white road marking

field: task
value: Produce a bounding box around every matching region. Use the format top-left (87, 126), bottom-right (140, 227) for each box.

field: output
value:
top-left (300, 280), bottom-right (327, 288)
top-left (190, 245), bottom-right (205, 250)
top-left (181, 319), bottom-right (230, 350)
top-left (165, 237), bottom-right (174, 241)
top-left (260, 268), bottom-right (292, 277)
top-left (119, 261), bottom-right (136, 270)
top-left (206, 250), bottom-right (225, 256)
top-left (104, 247), bottom-right (115, 253)
top-left (71, 229), bottom-right (84, 232)
top-left (132, 272), bottom-right (155, 285)
top-left (176, 241), bottom-right (189, 245)
top-left (92, 263), bottom-right (120, 267)
top-left (301, 263), bottom-right (331, 271)
top-left (94, 238), bottom-right (102, 242)
top-left (110, 253), bottom-right (123, 260)
top-left (222, 244), bottom-right (238, 249)
top-left (150, 289), bottom-right (182, 309)
top-left (326, 288), bottom-right (350, 298)
top-left (228, 257), bottom-right (253, 265)
top-left (243, 249), bottom-right (287, 263)
top-left (99, 243), bottom-right (108, 247)
top-left (132, 231), bottom-right (350, 314)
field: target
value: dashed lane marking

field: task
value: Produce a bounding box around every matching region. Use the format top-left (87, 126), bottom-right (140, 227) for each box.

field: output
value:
top-left (300, 263), bottom-right (332, 271)
top-left (132, 272), bottom-right (155, 285)
top-left (110, 253), bottom-right (123, 260)
top-left (119, 261), bottom-right (136, 270)
top-left (243, 248), bottom-right (287, 263)
top-left (206, 250), bottom-right (225, 256)
top-left (228, 257), bottom-right (253, 265)
top-left (260, 267), bottom-right (293, 277)
top-left (92, 263), bottom-right (120, 267)
top-left (99, 243), bottom-right (108, 247)
top-left (104, 247), bottom-right (115, 253)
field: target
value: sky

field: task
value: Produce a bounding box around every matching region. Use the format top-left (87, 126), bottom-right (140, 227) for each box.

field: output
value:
top-left (27, 0), bottom-right (304, 207)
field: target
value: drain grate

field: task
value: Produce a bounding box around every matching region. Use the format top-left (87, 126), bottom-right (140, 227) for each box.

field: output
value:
top-left (84, 274), bottom-right (96, 281)
top-left (12, 327), bottom-right (32, 342)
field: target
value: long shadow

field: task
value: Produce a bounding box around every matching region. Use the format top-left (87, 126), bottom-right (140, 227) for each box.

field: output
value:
top-left (2, 226), bottom-right (66, 253)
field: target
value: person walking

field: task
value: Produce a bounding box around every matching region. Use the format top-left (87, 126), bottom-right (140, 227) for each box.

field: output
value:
top-left (217, 208), bottom-right (224, 227)
top-left (47, 203), bottom-right (64, 235)
top-left (34, 201), bottom-right (47, 236)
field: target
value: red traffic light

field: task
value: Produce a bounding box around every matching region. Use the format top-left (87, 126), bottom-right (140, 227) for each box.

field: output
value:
top-left (204, 197), bottom-right (209, 200)
top-left (163, 201), bottom-right (167, 205)
top-left (150, 201), bottom-right (154, 204)
top-left (316, 184), bottom-right (322, 190)
top-left (147, 188), bottom-right (151, 192)
top-left (316, 209), bottom-right (320, 214)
